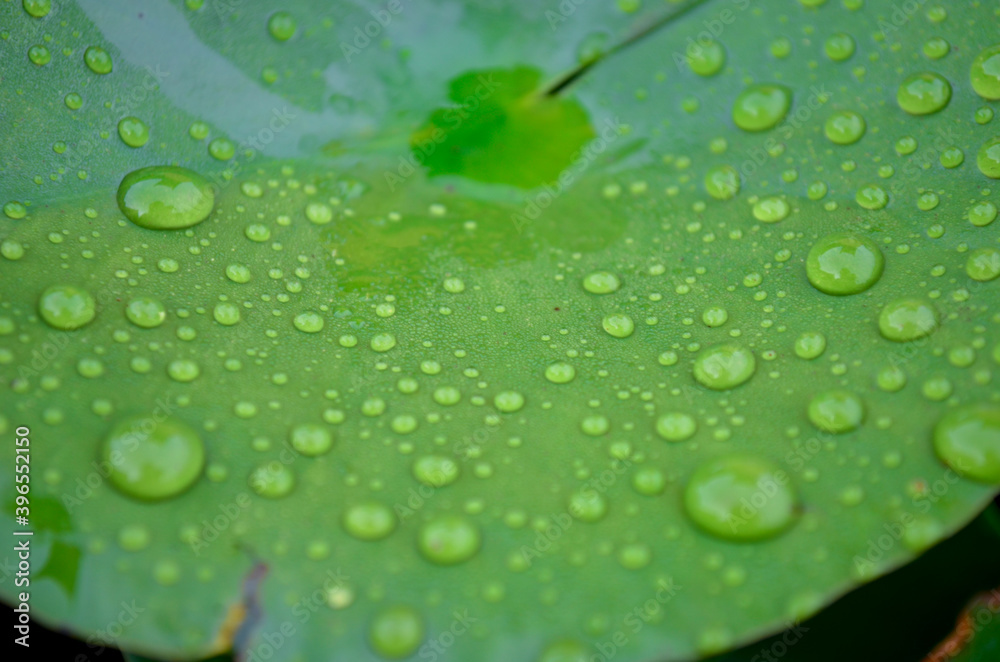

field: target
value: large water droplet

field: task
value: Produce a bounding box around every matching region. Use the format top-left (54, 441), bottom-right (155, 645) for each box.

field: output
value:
top-left (582, 271), bottom-right (620, 294)
top-left (38, 285), bottom-right (96, 330)
top-left (896, 72), bottom-right (952, 115)
top-left (977, 137), bottom-right (1000, 179)
top-left (934, 404), bottom-right (1000, 483)
top-left (656, 412), bottom-right (697, 442)
top-left (117, 166), bottom-right (215, 230)
top-left (117, 117), bottom-right (150, 148)
top-left (545, 362), bottom-right (576, 384)
top-left (84, 46), bottom-right (113, 74)
top-left (290, 423), bottom-right (333, 456)
top-left (267, 11), bottom-right (297, 41)
top-left (417, 515), bottom-right (481, 565)
top-left (125, 297), bottom-right (166, 328)
top-left (101, 416), bottom-right (205, 500)
top-left (878, 299), bottom-right (938, 342)
top-left (824, 110), bottom-right (866, 145)
top-left (933, 405), bottom-right (1000, 483)
top-left (704, 164), bottom-right (740, 200)
top-left (343, 502), bottom-right (396, 541)
top-left (683, 455), bottom-right (798, 541)
top-left (693, 344), bottom-right (756, 390)
top-left (602, 313), bottom-right (635, 338)
top-left (732, 84), bottom-right (792, 131)
top-left (806, 232), bottom-right (884, 295)
top-left (249, 462), bottom-right (295, 498)
top-left (368, 605), bottom-right (424, 660)
top-left (969, 44), bottom-right (1000, 100)
top-left (807, 390), bottom-right (865, 433)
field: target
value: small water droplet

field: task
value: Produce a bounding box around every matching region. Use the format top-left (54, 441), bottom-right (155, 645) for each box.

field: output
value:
top-left (417, 515), bottom-right (481, 565)
top-left (732, 84), bottom-right (792, 132)
top-left (933, 405), bottom-right (1000, 483)
top-left (693, 344), bottom-right (756, 390)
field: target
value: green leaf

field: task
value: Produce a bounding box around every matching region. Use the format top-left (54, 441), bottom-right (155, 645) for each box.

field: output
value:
top-left (1, 1), bottom-right (999, 661)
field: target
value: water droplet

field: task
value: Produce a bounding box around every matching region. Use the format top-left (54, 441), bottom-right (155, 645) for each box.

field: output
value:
top-left (3, 201), bottom-right (27, 219)
top-left (704, 164), bottom-right (740, 200)
top-left (118, 117), bottom-right (150, 148)
top-left (433, 276), bottom-right (464, 295)
top-left (290, 424), bottom-right (333, 456)
top-left (537, 640), bottom-right (588, 662)
top-left (305, 202), bottom-right (333, 225)
top-left (125, 297), bottom-right (166, 328)
top-left (582, 271), bottom-right (620, 294)
top-left (824, 111), bottom-right (866, 145)
top-left (213, 302), bottom-right (241, 326)
top-left (806, 232), bottom-right (884, 295)
top-left (632, 467), bottom-right (666, 496)
top-left (167, 359), bottom-right (200, 383)
top-left (824, 33), bottom-right (855, 61)
top-left (545, 362), bottom-right (576, 384)
top-left (28, 44), bottom-right (51, 66)
top-left (494, 391), bottom-right (525, 413)
top-left (896, 72), bottom-right (951, 115)
top-left (976, 137), bottom-right (1000, 178)
top-left (84, 46), bottom-right (113, 74)
top-left (226, 263), bottom-right (252, 283)
top-left (189, 121), bottom-right (210, 140)
top-left (580, 415), bottom-right (610, 436)
top-left (117, 524), bottom-right (151, 552)
top-left (371, 333), bottom-right (397, 352)
top-left (969, 44), bottom-right (1000, 100)
top-left (433, 386), bottom-right (461, 406)
top-left (808, 390), bottom-right (865, 433)
top-left (855, 184), bottom-right (889, 210)
top-left (602, 313), bottom-right (635, 338)
top-left (922, 37), bottom-right (950, 60)
top-left (752, 196), bottom-right (789, 222)
top-left (102, 416), bottom-right (205, 500)
top-left (683, 455), bottom-right (797, 540)
top-left (117, 166), bottom-right (215, 230)
top-left (38, 285), bottom-right (96, 330)
top-left (413, 455), bottom-right (459, 487)
top-left (617, 543), bottom-right (652, 570)
top-left (967, 203), bottom-right (997, 230)
top-left (687, 40), bottom-right (726, 76)
top-left (78, 357), bottom-right (105, 379)
top-left (568, 490), bottom-right (607, 522)
top-left (933, 405), bottom-right (1000, 483)
top-left (417, 515), bottom-right (481, 565)
top-left (967, 247), bottom-right (1000, 282)
top-left (22, 0), bottom-right (51, 18)
top-left (369, 605), bottom-right (424, 659)
top-left (267, 11), bottom-right (297, 41)
top-left (342, 502), bottom-right (396, 541)
top-left (249, 462), bottom-right (295, 498)
top-left (732, 84), bottom-right (792, 132)
top-left (656, 412), bottom-right (697, 442)
top-left (293, 311), bottom-right (324, 333)
top-left (878, 299), bottom-right (938, 342)
top-left (693, 344), bottom-right (756, 390)
top-left (208, 137), bottom-right (235, 161)
top-left (794, 331), bottom-right (827, 359)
